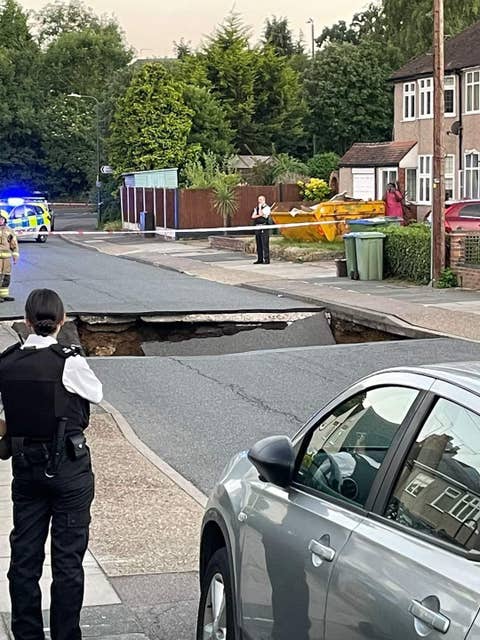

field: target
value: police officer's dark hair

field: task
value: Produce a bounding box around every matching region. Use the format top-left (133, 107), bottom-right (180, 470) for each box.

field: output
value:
top-left (25, 289), bottom-right (64, 337)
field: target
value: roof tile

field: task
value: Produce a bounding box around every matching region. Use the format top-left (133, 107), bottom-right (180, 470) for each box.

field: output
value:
top-left (339, 141), bottom-right (417, 167)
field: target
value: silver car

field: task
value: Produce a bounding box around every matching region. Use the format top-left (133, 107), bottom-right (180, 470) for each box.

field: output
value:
top-left (196, 363), bottom-right (480, 640)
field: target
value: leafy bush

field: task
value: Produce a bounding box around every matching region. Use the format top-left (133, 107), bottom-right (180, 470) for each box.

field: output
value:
top-left (437, 267), bottom-right (458, 289)
top-left (382, 224), bottom-right (431, 284)
top-left (183, 152), bottom-right (222, 188)
top-left (271, 154), bottom-right (308, 184)
top-left (307, 152), bottom-right (340, 182)
top-left (297, 177), bottom-right (330, 202)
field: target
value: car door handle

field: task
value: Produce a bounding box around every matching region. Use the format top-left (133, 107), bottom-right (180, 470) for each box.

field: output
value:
top-left (409, 600), bottom-right (450, 634)
top-left (308, 538), bottom-right (336, 563)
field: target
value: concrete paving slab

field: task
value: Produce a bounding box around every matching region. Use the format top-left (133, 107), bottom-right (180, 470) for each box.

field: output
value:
top-left (88, 413), bottom-right (203, 577)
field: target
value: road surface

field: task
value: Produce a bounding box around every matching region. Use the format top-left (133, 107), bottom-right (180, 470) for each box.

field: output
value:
top-left (3, 237), bottom-right (313, 317)
top-left (91, 338), bottom-right (480, 495)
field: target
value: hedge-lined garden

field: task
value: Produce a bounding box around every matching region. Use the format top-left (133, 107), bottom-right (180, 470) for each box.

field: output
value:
top-left (381, 224), bottom-right (431, 284)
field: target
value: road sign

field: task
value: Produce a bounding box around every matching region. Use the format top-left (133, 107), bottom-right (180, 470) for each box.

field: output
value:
top-left (101, 165), bottom-right (113, 175)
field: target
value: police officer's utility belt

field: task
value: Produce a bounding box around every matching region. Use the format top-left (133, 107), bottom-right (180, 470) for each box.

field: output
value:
top-left (1, 425), bottom-right (87, 478)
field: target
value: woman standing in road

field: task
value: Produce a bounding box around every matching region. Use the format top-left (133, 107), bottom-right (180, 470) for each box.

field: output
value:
top-left (0, 288), bottom-right (102, 640)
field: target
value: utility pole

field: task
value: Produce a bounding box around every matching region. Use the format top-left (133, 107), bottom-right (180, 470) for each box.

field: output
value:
top-left (432, 0), bottom-right (445, 284)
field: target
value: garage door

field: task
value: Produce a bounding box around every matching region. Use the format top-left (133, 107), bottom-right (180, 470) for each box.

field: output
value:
top-left (352, 170), bottom-right (375, 200)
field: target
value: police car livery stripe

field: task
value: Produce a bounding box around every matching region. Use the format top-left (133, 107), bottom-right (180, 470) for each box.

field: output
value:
top-left (9, 214), bottom-right (49, 230)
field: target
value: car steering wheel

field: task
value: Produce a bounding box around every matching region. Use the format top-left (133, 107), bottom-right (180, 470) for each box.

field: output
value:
top-left (325, 453), bottom-right (343, 491)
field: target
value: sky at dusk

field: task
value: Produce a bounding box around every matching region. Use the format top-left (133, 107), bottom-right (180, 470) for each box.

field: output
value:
top-left (20, 0), bottom-right (370, 56)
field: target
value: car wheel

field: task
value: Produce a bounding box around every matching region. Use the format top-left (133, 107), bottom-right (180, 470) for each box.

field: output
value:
top-left (36, 226), bottom-right (48, 243)
top-left (196, 548), bottom-right (236, 640)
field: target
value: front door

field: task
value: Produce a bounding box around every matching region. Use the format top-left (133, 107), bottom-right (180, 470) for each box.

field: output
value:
top-left (238, 385), bottom-right (420, 640)
top-left (325, 389), bottom-right (480, 639)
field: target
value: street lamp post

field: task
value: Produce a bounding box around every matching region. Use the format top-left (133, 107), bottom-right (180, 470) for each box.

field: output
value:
top-left (307, 18), bottom-right (315, 59)
top-left (67, 93), bottom-right (102, 223)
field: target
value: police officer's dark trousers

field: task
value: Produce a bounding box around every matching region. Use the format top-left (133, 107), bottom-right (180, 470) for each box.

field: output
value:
top-left (255, 228), bottom-right (270, 263)
top-left (8, 442), bottom-right (94, 640)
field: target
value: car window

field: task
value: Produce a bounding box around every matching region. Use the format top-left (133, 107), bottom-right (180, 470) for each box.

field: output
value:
top-left (459, 204), bottom-right (480, 218)
top-left (11, 205), bottom-right (39, 219)
top-left (386, 398), bottom-right (480, 552)
top-left (296, 387), bottom-right (419, 508)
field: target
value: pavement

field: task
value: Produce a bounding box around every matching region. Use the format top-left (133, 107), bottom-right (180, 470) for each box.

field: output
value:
top-left (0, 406), bottom-right (203, 640)
top-left (0, 325), bottom-right (202, 640)
top-left (62, 233), bottom-right (480, 341)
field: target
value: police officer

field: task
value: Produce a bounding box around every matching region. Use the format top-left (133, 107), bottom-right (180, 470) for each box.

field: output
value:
top-left (0, 210), bottom-right (19, 302)
top-left (251, 195), bottom-right (271, 264)
top-left (0, 288), bottom-right (102, 640)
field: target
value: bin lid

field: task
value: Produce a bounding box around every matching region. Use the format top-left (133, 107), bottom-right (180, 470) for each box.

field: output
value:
top-left (353, 232), bottom-right (386, 239)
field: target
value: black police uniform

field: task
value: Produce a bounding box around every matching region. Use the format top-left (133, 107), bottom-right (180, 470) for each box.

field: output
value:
top-left (0, 342), bottom-right (94, 640)
top-left (253, 205), bottom-right (270, 264)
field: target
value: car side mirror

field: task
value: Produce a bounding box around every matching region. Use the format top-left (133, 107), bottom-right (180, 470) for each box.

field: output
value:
top-left (248, 436), bottom-right (296, 488)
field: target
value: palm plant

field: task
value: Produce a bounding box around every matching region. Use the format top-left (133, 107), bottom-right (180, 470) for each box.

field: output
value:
top-left (212, 175), bottom-right (239, 230)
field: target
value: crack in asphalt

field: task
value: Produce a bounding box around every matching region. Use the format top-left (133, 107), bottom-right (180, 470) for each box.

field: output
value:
top-left (170, 356), bottom-right (304, 426)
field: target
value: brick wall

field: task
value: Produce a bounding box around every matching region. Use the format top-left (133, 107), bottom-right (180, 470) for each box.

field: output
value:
top-left (449, 231), bottom-right (480, 289)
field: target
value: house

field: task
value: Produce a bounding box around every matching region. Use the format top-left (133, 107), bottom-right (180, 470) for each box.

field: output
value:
top-left (340, 20), bottom-right (480, 217)
top-left (228, 155), bottom-right (273, 177)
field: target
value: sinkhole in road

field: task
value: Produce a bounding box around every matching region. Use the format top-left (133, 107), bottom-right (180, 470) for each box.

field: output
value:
top-left (47, 309), bottom-right (415, 357)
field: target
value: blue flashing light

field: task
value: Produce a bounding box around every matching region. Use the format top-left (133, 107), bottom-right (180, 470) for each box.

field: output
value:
top-left (7, 198), bottom-right (24, 207)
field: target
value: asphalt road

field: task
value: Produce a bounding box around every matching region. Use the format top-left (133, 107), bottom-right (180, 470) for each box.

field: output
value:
top-left (2, 237), bottom-right (312, 318)
top-left (91, 338), bottom-right (480, 495)
top-left (53, 209), bottom-right (97, 232)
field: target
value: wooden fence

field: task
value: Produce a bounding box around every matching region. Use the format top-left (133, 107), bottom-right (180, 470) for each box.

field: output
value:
top-left (120, 183), bottom-right (300, 231)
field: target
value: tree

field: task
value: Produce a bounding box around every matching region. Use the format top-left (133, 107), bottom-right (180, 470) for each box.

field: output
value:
top-left (252, 45), bottom-right (307, 155)
top-left (316, 4), bottom-right (387, 48)
top-left (35, 0), bottom-right (109, 42)
top-left (183, 85), bottom-right (234, 159)
top-left (383, 0), bottom-right (480, 60)
top-left (40, 99), bottom-right (96, 197)
top-left (307, 152), bottom-right (340, 182)
top-left (304, 39), bottom-right (394, 155)
top-left (40, 24), bottom-right (132, 97)
top-left (263, 16), bottom-right (296, 57)
top-left (203, 13), bottom-right (257, 149)
top-left (108, 63), bottom-right (193, 174)
top-left (0, 0), bottom-right (43, 190)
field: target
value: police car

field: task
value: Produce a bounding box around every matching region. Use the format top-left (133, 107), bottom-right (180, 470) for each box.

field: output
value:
top-left (0, 195), bottom-right (54, 243)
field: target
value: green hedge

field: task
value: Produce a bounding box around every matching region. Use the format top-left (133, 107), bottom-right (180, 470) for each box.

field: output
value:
top-left (381, 224), bottom-right (431, 284)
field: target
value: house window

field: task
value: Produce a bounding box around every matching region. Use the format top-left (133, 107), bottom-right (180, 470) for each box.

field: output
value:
top-left (466, 70), bottom-right (480, 113)
top-left (445, 155), bottom-right (455, 201)
top-left (444, 76), bottom-right (456, 116)
top-left (464, 152), bottom-right (480, 199)
top-left (378, 168), bottom-right (398, 199)
top-left (419, 78), bottom-right (433, 118)
top-left (406, 168), bottom-right (417, 202)
top-left (403, 82), bottom-right (416, 120)
top-left (418, 155), bottom-right (432, 204)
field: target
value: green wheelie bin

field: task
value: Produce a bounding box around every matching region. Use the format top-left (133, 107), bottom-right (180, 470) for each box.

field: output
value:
top-left (343, 233), bottom-right (359, 280)
top-left (354, 232), bottom-right (385, 280)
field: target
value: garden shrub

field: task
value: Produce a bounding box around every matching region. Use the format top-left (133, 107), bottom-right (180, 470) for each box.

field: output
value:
top-left (381, 224), bottom-right (431, 284)
top-left (297, 177), bottom-right (330, 202)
